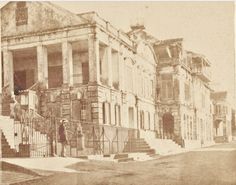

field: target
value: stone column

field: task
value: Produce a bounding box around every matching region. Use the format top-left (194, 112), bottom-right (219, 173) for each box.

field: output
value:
top-left (3, 50), bottom-right (14, 93)
top-left (107, 44), bottom-right (113, 87)
top-left (37, 44), bottom-right (48, 88)
top-left (62, 40), bottom-right (73, 86)
top-left (88, 35), bottom-right (100, 84)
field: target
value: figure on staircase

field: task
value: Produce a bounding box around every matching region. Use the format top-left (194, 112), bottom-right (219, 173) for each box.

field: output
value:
top-left (59, 119), bottom-right (68, 157)
top-left (10, 91), bottom-right (22, 121)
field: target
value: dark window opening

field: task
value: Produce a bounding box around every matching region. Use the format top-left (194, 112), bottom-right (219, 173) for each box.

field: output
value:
top-left (16, 2), bottom-right (28, 26)
top-left (48, 66), bottom-right (63, 88)
top-left (82, 62), bottom-right (89, 84)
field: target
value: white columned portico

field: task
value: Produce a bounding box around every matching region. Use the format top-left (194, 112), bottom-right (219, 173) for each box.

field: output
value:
top-left (62, 40), bottom-right (73, 86)
top-left (37, 44), bottom-right (48, 88)
top-left (3, 49), bottom-right (14, 93)
top-left (88, 34), bottom-right (100, 84)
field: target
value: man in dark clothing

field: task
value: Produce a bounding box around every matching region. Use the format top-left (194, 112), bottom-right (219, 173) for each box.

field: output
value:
top-left (59, 119), bottom-right (68, 157)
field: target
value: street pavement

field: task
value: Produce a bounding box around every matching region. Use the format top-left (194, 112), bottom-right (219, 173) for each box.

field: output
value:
top-left (3, 141), bottom-right (236, 185)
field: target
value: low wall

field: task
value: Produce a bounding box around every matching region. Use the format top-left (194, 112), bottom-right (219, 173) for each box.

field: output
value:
top-left (81, 123), bottom-right (139, 155)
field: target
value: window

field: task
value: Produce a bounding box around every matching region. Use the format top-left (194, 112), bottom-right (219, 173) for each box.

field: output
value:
top-left (80, 101), bottom-right (87, 121)
top-left (147, 112), bottom-right (151, 130)
top-left (201, 94), bottom-right (205, 108)
top-left (156, 46), bottom-right (170, 60)
top-left (126, 66), bottom-right (133, 92)
top-left (102, 102), bottom-right (111, 124)
top-left (151, 80), bottom-right (154, 98)
top-left (184, 83), bottom-right (190, 101)
top-left (161, 74), bottom-right (173, 100)
top-left (82, 62), bottom-right (89, 84)
top-left (16, 2), bottom-right (28, 26)
top-left (48, 49), bottom-right (63, 88)
top-left (114, 104), bottom-right (121, 126)
top-left (140, 111), bottom-right (145, 129)
top-left (112, 49), bottom-right (119, 89)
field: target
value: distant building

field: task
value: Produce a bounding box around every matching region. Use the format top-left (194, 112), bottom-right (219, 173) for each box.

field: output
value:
top-left (153, 39), bottom-right (214, 148)
top-left (211, 91), bottom-right (233, 142)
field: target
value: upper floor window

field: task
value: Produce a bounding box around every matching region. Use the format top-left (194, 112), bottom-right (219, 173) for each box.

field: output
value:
top-left (16, 2), bottom-right (28, 26)
top-left (184, 83), bottom-right (190, 101)
top-left (201, 94), bottom-right (205, 108)
top-left (161, 74), bottom-right (173, 100)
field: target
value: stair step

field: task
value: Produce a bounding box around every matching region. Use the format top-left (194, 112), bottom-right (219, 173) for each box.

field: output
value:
top-left (114, 153), bottom-right (128, 159)
top-left (117, 157), bottom-right (134, 162)
top-left (148, 153), bottom-right (160, 158)
top-left (103, 154), bottom-right (111, 157)
top-left (77, 155), bottom-right (88, 159)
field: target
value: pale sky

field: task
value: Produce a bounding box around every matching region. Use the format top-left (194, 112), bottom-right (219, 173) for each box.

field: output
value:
top-left (1, 1), bottom-right (235, 102)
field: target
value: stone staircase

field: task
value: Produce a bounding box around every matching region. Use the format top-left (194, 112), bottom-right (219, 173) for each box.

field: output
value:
top-left (113, 153), bottom-right (134, 162)
top-left (145, 138), bottom-right (183, 155)
top-left (1, 132), bottom-right (17, 157)
top-left (0, 115), bottom-right (50, 158)
top-left (14, 122), bottom-right (50, 157)
top-left (123, 138), bottom-right (156, 157)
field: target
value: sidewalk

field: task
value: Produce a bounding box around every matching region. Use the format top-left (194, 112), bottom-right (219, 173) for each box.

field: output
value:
top-left (1, 157), bottom-right (87, 173)
top-left (0, 157), bottom-right (87, 185)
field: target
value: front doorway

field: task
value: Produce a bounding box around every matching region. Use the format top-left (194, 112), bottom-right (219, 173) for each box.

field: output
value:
top-left (162, 112), bottom-right (174, 139)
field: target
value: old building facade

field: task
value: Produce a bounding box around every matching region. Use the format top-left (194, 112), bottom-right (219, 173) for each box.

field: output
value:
top-left (153, 39), bottom-right (214, 148)
top-left (0, 2), bottom-right (158, 155)
top-left (0, 1), bottom-right (224, 157)
top-left (211, 91), bottom-right (233, 142)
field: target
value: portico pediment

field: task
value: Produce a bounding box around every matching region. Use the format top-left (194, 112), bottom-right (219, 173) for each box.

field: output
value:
top-left (1, 2), bottom-right (87, 38)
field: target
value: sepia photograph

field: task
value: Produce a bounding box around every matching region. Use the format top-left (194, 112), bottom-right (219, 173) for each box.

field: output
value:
top-left (0, 1), bottom-right (236, 184)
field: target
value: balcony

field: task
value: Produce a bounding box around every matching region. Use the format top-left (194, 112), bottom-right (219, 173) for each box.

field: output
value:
top-left (214, 113), bottom-right (226, 121)
top-left (16, 90), bottom-right (38, 112)
top-left (192, 67), bottom-right (211, 82)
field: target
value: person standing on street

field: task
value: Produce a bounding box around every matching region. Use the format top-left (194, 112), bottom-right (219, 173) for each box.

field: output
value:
top-left (59, 119), bottom-right (68, 157)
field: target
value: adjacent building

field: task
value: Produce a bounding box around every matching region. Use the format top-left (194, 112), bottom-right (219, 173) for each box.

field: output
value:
top-left (211, 91), bottom-right (233, 142)
top-left (153, 39), bottom-right (214, 148)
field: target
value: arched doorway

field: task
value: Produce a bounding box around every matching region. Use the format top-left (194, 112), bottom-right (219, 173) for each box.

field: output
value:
top-left (162, 112), bottom-right (174, 139)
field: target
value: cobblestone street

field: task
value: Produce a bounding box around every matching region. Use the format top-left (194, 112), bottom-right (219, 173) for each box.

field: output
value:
top-left (7, 141), bottom-right (236, 185)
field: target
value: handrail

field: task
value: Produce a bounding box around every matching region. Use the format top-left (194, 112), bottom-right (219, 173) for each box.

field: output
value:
top-left (28, 81), bottom-right (40, 91)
